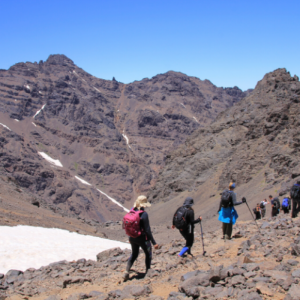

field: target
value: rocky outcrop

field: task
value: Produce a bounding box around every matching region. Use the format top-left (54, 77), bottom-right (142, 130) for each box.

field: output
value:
top-left (0, 55), bottom-right (249, 222)
top-left (147, 69), bottom-right (300, 210)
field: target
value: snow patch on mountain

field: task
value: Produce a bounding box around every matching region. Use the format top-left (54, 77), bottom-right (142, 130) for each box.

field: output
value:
top-left (38, 152), bottom-right (63, 167)
top-left (0, 225), bottom-right (130, 274)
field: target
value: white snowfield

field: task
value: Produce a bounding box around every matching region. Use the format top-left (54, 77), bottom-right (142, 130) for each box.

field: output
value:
top-left (0, 123), bottom-right (11, 131)
top-left (0, 225), bottom-right (130, 274)
top-left (38, 152), bottom-right (63, 167)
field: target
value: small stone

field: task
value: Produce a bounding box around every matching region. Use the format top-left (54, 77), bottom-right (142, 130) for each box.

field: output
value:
top-left (256, 282), bottom-right (274, 296)
top-left (292, 269), bottom-right (300, 278)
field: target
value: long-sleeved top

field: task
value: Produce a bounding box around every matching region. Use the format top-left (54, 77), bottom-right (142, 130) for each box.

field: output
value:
top-left (133, 208), bottom-right (156, 245)
top-left (218, 190), bottom-right (242, 212)
top-left (172, 207), bottom-right (201, 232)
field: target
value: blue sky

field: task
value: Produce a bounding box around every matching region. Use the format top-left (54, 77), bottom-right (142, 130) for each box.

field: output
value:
top-left (0, 0), bottom-right (299, 90)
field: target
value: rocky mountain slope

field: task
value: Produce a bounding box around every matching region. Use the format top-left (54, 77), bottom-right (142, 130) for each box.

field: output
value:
top-left (147, 68), bottom-right (300, 229)
top-left (0, 55), bottom-right (249, 223)
top-left (1, 213), bottom-right (300, 299)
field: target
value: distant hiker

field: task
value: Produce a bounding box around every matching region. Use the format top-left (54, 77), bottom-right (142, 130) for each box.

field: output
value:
top-left (218, 182), bottom-right (246, 240)
top-left (254, 203), bottom-right (261, 220)
top-left (260, 199), bottom-right (269, 218)
top-left (290, 180), bottom-right (300, 218)
top-left (122, 195), bottom-right (158, 281)
top-left (269, 195), bottom-right (280, 217)
top-left (281, 197), bottom-right (290, 214)
top-left (172, 197), bottom-right (201, 257)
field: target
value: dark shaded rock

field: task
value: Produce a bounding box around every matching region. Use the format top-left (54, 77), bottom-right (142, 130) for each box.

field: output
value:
top-left (291, 244), bottom-right (300, 256)
top-left (96, 247), bottom-right (123, 262)
top-left (179, 273), bottom-right (210, 293)
top-left (167, 291), bottom-right (187, 300)
top-left (287, 259), bottom-right (299, 266)
top-left (231, 275), bottom-right (245, 286)
top-left (202, 286), bottom-right (223, 297)
top-left (209, 265), bottom-right (223, 283)
top-left (4, 269), bottom-right (23, 284)
top-left (122, 284), bottom-right (152, 297)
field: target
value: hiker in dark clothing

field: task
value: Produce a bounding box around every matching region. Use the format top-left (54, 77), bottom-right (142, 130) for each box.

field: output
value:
top-left (124, 195), bottom-right (158, 281)
top-left (270, 195), bottom-right (280, 217)
top-left (218, 182), bottom-right (246, 240)
top-left (254, 203), bottom-right (261, 220)
top-left (172, 197), bottom-right (201, 257)
top-left (291, 180), bottom-right (300, 218)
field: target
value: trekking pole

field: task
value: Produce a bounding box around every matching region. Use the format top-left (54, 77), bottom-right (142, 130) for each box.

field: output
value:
top-left (244, 199), bottom-right (261, 233)
top-left (199, 221), bottom-right (206, 256)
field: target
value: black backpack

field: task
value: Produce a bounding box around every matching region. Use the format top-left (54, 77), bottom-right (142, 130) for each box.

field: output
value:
top-left (220, 190), bottom-right (233, 208)
top-left (290, 185), bottom-right (300, 201)
top-left (260, 202), bottom-right (265, 209)
top-left (273, 198), bottom-right (280, 210)
top-left (173, 206), bottom-right (188, 230)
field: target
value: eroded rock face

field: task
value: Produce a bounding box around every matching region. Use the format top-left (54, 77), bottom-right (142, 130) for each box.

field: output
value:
top-left (0, 55), bottom-right (249, 222)
top-left (147, 69), bottom-right (300, 206)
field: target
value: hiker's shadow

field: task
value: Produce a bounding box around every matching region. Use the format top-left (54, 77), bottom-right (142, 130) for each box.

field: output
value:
top-left (129, 272), bottom-right (146, 280)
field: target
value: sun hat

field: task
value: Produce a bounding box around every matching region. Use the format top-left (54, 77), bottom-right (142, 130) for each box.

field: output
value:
top-left (134, 195), bottom-right (151, 209)
top-left (229, 182), bottom-right (236, 189)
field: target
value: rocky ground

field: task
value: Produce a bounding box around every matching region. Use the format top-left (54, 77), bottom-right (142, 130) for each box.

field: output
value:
top-left (1, 213), bottom-right (300, 300)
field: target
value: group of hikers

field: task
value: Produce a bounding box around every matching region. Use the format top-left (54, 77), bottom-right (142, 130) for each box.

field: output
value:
top-left (253, 195), bottom-right (292, 220)
top-left (121, 180), bottom-right (300, 281)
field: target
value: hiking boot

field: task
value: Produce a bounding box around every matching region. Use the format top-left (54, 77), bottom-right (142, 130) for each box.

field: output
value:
top-left (123, 271), bottom-right (129, 282)
top-left (224, 234), bottom-right (231, 240)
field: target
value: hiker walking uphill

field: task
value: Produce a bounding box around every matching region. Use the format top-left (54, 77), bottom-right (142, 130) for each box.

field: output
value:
top-left (269, 195), bottom-right (280, 217)
top-left (122, 195), bottom-right (158, 281)
top-left (290, 180), bottom-right (300, 218)
top-left (172, 197), bottom-right (202, 257)
top-left (260, 199), bottom-right (269, 218)
top-left (282, 197), bottom-right (290, 214)
top-left (218, 182), bottom-right (246, 240)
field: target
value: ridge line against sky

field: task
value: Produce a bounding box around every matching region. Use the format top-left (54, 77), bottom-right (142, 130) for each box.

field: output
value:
top-left (1, 0), bottom-right (299, 91)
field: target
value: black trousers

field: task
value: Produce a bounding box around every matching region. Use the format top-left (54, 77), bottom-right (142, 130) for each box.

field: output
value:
top-left (180, 229), bottom-right (194, 250)
top-left (292, 198), bottom-right (300, 218)
top-left (283, 207), bottom-right (289, 214)
top-left (127, 236), bottom-right (152, 272)
top-left (222, 222), bottom-right (233, 239)
top-left (255, 211), bottom-right (261, 220)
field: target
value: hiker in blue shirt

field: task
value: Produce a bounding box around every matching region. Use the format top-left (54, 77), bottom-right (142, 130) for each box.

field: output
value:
top-left (218, 182), bottom-right (246, 240)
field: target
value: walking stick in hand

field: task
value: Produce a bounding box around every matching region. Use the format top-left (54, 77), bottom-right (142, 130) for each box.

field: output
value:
top-left (199, 220), bottom-right (206, 256)
top-left (243, 197), bottom-right (261, 233)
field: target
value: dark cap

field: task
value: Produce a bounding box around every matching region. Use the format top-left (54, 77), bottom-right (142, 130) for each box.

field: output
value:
top-left (183, 197), bottom-right (194, 207)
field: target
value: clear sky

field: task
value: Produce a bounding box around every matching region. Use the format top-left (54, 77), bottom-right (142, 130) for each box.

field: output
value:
top-left (0, 0), bottom-right (299, 91)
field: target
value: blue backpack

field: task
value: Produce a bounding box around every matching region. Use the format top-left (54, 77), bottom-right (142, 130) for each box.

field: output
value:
top-left (282, 198), bottom-right (289, 208)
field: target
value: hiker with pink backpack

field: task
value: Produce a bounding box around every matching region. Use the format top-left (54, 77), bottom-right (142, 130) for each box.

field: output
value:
top-left (122, 195), bottom-right (159, 281)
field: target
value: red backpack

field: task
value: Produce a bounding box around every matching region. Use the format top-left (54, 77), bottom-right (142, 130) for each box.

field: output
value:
top-left (122, 209), bottom-right (143, 238)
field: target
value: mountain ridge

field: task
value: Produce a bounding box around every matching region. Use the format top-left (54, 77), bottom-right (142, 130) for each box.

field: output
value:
top-left (0, 54), bottom-right (250, 223)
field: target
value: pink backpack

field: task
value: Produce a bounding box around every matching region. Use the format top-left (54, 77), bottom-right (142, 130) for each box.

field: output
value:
top-left (123, 209), bottom-right (143, 238)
